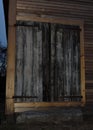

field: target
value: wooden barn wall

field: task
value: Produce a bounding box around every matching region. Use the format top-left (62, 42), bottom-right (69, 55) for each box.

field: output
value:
top-left (16, 0), bottom-right (93, 104)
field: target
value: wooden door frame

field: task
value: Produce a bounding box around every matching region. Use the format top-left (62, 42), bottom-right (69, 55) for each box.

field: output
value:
top-left (5, 0), bottom-right (16, 115)
top-left (6, 0), bottom-right (85, 114)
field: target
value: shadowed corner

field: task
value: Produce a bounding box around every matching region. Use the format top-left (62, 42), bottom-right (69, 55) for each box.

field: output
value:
top-left (0, 0), bottom-right (8, 125)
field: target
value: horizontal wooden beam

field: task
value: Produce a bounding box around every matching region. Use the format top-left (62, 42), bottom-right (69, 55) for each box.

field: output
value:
top-left (17, 14), bottom-right (84, 26)
top-left (13, 96), bottom-right (38, 99)
top-left (15, 102), bottom-right (83, 112)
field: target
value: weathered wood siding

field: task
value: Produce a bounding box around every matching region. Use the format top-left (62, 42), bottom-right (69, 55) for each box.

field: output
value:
top-left (15, 22), bottom-right (81, 102)
top-left (15, 24), bottom-right (43, 102)
top-left (16, 0), bottom-right (93, 104)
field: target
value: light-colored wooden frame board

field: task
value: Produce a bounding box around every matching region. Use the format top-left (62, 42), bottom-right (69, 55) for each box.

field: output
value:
top-left (6, 0), bottom-right (17, 115)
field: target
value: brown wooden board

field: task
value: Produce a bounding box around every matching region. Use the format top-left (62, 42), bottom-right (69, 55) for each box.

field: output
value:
top-left (6, 0), bottom-right (17, 115)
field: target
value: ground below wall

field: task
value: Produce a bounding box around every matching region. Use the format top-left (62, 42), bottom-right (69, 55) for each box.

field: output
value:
top-left (1, 105), bottom-right (93, 130)
top-left (1, 121), bottom-right (93, 130)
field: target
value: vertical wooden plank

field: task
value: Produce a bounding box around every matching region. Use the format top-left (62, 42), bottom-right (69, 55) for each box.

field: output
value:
top-left (56, 28), bottom-right (64, 101)
top-left (67, 29), bottom-right (72, 101)
top-left (8, 0), bottom-right (16, 26)
top-left (29, 27), bottom-right (35, 102)
top-left (23, 26), bottom-right (33, 102)
top-left (31, 26), bottom-right (43, 102)
top-left (53, 26), bottom-right (58, 101)
top-left (15, 26), bottom-right (24, 102)
top-left (51, 24), bottom-right (56, 101)
top-left (80, 23), bottom-right (86, 105)
top-left (36, 28), bottom-right (43, 101)
top-left (69, 29), bottom-right (80, 101)
top-left (42, 23), bottom-right (50, 101)
top-left (6, 0), bottom-right (16, 114)
top-left (71, 30), bottom-right (77, 100)
top-left (67, 29), bottom-right (71, 100)
top-left (74, 30), bottom-right (81, 101)
top-left (33, 27), bottom-right (39, 102)
top-left (63, 29), bottom-right (70, 101)
top-left (29, 26), bottom-right (35, 102)
top-left (19, 23), bottom-right (43, 102)
top-left (62, 27), bottom-right (81, 101)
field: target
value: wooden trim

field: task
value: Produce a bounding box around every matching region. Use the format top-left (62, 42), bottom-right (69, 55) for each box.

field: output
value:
top-left (14, 102), bottom-right (83, 112)
top-left (17, 15), bottom-right (84, 26)
top-left (80, 23), bottom-right (86, 106)
top-left (8, 0), bottom-right (16, 26)
top-left (5, 0), bottom-right (17, 115)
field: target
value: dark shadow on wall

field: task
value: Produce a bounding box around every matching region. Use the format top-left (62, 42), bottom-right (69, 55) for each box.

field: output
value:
top-left (0, 1), bottom-right (8, 117)
top-left (0, 47), bottom-right (6, 114)
top-left (0, 76), bottom-right (6, 103)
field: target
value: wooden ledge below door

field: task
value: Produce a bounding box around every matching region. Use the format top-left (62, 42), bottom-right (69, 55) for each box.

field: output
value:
top-left (14, 102), bottom-right (84, 112)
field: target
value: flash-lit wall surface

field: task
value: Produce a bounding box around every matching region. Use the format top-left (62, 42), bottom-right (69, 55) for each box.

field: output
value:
top-left (0, 0), bottom-right (7, 48)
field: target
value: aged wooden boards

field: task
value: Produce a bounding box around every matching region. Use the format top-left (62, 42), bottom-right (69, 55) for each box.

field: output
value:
top-left (15, 24), bottom-right (43, 102)
top-left (15, 22), bottom-right (81, 103)
top-left (6, 0), bottom-right (90, 114)
top-left (16, 0), bottom-right (93, 104)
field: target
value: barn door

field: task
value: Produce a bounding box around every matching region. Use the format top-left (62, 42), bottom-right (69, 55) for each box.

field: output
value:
top-left (15, 21), bottom-right (81, 102)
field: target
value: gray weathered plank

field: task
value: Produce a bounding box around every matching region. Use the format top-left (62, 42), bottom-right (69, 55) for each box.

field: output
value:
top-left (15, 22), bottom-right (81, 102)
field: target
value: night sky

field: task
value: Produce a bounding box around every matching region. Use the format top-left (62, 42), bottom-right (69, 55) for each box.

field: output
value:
top-left (0, 0), bottom-right (7, 48)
